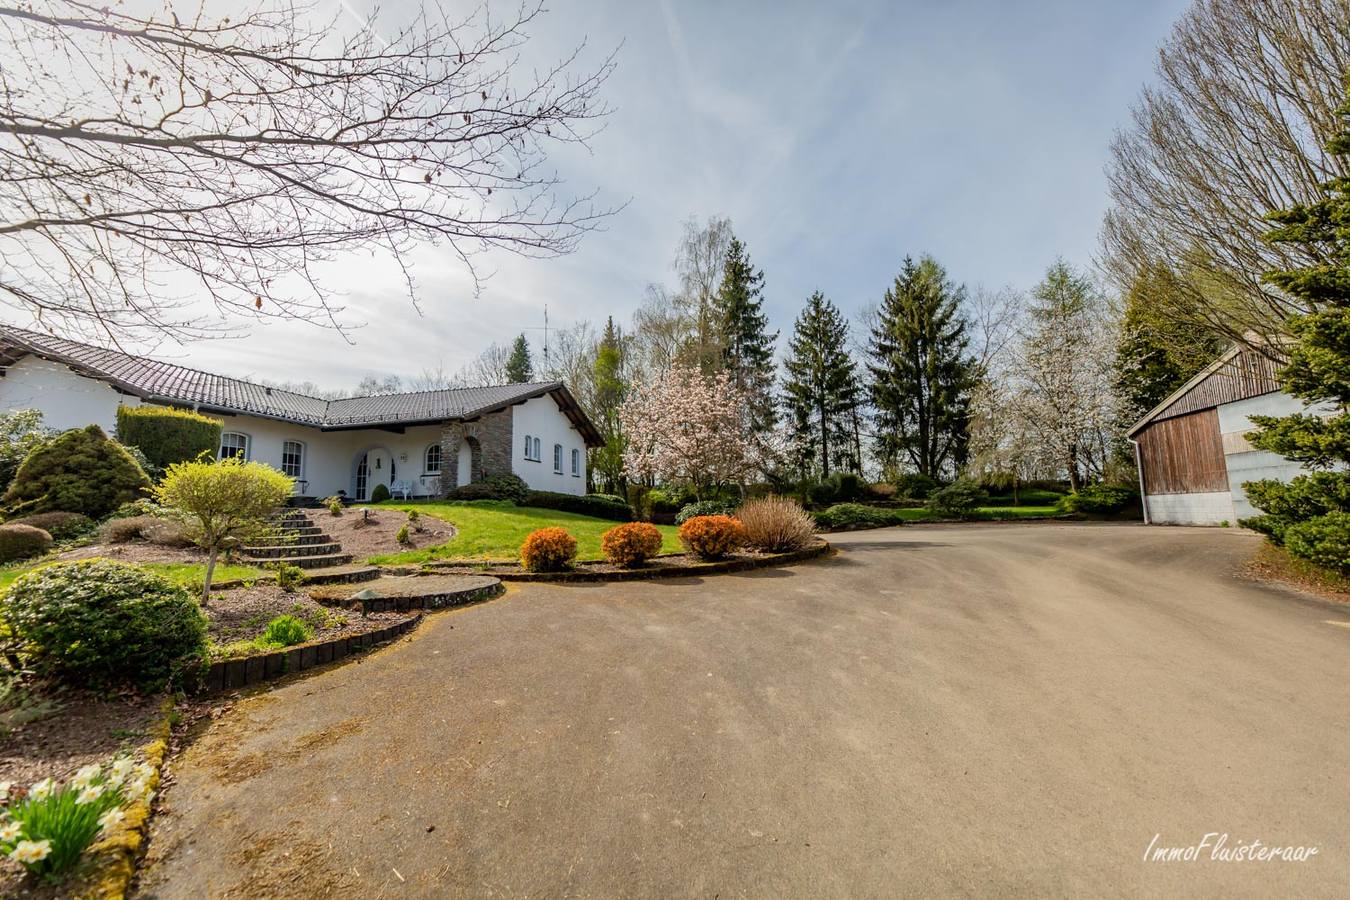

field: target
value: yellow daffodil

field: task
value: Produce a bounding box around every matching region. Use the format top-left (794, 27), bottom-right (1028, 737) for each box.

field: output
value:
top-left (10, 840), bottom-right (51, 864)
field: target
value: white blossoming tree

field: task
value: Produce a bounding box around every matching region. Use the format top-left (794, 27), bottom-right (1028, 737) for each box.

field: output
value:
top-left (619, 364), bottom-right (754, 498)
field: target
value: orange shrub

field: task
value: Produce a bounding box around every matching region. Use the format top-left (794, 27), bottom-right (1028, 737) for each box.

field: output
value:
top-left (601, 522), bottom-right (664, 568)
top-left (678, 514), bottom-right (747, 561)
top-left (520, 526), bottom-right (578, 572)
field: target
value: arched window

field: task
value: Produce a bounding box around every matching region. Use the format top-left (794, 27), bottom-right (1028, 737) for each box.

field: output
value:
top-left (219, 432), bottom-right (249, 460)
top-left (571, 448), bottom-right (581, 477)
top-left (533, 437), bottom-right (541, 461)
top-left (281, 440), bottom-right (304, 478)
top-left (425, 444), bottom-right (442, 474)
top-left (553, 443), bottom-right (563, 473)
top-left (523, 434), bottom-right (534, 460)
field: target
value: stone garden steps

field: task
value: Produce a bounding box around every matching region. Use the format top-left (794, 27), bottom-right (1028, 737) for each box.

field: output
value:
top-left (239, 511), bottom-right (351, 569)
top-left (241, 541), bottom-right (343, 558)
top-left (246, 551), bottom-right (354, 570)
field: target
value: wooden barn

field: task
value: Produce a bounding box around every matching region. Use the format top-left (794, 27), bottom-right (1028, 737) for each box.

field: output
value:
top-left (1127, 346), bottom-right (1320, 526)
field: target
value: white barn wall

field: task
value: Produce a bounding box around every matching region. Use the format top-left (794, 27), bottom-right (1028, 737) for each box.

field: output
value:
top-left (511, 395), bottom-right (586, 495)
top-left (1217, 393), bottom-right (1325, 522)
top-left (0, 356), bottom-right (141, 433)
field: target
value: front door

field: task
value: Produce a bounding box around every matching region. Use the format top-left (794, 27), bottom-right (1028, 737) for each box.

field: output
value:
top-left (457, 444), bottom-right (473, 487)
top-left (356, 449), bottom-right (394, 500)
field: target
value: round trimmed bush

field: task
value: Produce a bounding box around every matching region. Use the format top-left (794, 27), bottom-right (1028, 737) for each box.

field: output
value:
top-left (6, 511), bottom-right (92, 541)
top-left (0, 523), bottom-right (52, 563)
top-left (520, 526), bottom-right (578, 572)
top-left (601, 522), bottom-right (664, 568)
top-left (675, 499), bottom-right (737, 524)
top-left (370, 483), bottom-right (392, 503)
top-left (0, 558), bottom-right (208, 688)
top-left (678, 515), bottom-right (747, 560)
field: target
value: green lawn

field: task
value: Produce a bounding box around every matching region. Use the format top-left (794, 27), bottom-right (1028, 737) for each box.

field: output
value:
top-left (368, 501), bottom-right (682, 564)
top-left (0, 560), bottom-right (266, 593)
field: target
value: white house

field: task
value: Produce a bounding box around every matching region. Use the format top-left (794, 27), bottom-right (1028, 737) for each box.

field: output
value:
top-left (1127, 345), bottom-right (1322, 526)
top-left (0, 325), bottom-right (602, 501)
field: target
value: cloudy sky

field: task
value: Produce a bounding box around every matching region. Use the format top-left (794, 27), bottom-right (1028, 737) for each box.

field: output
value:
top-left (101, 0), bottom-right (1191, 391)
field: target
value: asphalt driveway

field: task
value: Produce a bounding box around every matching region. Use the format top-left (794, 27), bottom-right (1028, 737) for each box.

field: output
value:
top-left (138, 523), bottom-right (1349, 899)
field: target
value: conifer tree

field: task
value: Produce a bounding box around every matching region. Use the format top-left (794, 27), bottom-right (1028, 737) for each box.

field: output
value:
top-left (505, 334), bottom-right (533, 384)
top-left (590, 317), bottom-right (629, 492)
top-left (783, 292), bottom-right (861, 479)
top-left (867, 256), bottom-right (979, 478)
top-left (715, 237), bottom-right (779, 433)
top-left (1241, 91), bottom-right (1350, 570)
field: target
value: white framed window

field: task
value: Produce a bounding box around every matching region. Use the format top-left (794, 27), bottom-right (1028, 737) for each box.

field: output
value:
top-left (281, 440), bottom-right (304, 478)
top-left (523, 434), bottom-right (536, 460)
top-left (219, 432), bottom-right (249, 460)
top-left (533, 437), bottom-right (541, 461)
top-left (571, 448), bottom-right (581, 477)
top-left (425, 444), bottom-right (442, 474)
top-left (553, 443), bottom-right (563, 473)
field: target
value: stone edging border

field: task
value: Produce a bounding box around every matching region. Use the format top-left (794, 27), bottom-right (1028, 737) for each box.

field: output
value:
top-left (210, 565), bottom-right (380, 591)
top-left (310, 580), bottom-right (504, 614)
top-left (425, 540), bottom-right (833, 583)
top-left (76, 695), bottom-right (174, 900)
top-left (187, 614), bottom-right (424, 694)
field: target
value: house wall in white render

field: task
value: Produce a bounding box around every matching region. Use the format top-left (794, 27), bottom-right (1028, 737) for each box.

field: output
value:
top-left (0, 355), bottom-right (141, 433)
top-left (511, 395), bottom-right (587, 495)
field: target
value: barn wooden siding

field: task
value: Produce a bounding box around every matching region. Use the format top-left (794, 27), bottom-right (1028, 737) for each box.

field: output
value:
top-left (1136, 409), bottom-right (1229, 494)
top-left (1151, 348), bottom-right (1282, 423)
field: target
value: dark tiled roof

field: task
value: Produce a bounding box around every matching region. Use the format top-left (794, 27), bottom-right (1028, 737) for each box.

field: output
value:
top-left (0, 324), bottom-right (599, 442)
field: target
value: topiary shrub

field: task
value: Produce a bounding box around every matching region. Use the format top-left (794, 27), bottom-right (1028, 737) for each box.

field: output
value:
top-left (675, 499), bottom-right (737, 524)
top-left (0, 523), bottom-right (52, 563)
top-left (520, 526), bottom-right (578, 572)
top-left (3, 425), bottom-right (151, 519)
top-left (812, 503), bottom-right (906, 529)
top-left (678, 515), bottom-right (747, 560)
top-left (261, 614), bottom-right (312, 647)
top-left (486, 474), bottom-right (531, 506)
top-left (0, 559), bottom-right (208, 689)
top-left (926, 480), bottom-right (989, 518)
top-left (116, 405), bottom-right (222, 470)
top-left (1055, 484), bottom-right (1138, 515)
top-left (527, 490), bottom-right (632, 522)
top-left (370, 483), bottom-right (392, 503)
top-left (446, 482), bottom-right (501, 502)
top-left (600, 522), bottom-right (664, 568)
top-left (736, 496), bottom-right (817, 551)
top-left (6, 511), bottom-right (91, 541)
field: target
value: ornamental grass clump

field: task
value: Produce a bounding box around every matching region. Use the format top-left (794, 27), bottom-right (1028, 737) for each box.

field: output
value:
top-left (600, 522), bottom-right (664, 568)
top-left (678, 515), bottom-right (747, 561)
top-left (0, 755), bottom-right (155, 881)
top-left (520, 527), bottom-right (578, 572)
top-left (735, 496), bottom-right (816, 552)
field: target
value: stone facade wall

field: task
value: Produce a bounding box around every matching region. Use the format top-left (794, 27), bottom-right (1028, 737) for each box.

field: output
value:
top-left (439, 407), bottom-right (514, 495)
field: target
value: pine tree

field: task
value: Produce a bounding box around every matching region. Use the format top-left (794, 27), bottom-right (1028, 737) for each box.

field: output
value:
top-left (1241, 90), bottom-right (1350, 570)
top-left (715, 237), bottom-right (779, 433)
top-left (783, 292), bottom-right (861, 479)
top-left (505, 334), bottom-right (533, 384)
top-left (590, 317), bottom-right (629, 492)
top-left (867, 256), bottom-right (979, 478)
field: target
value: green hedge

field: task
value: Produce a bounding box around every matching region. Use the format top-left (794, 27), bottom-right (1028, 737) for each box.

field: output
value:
top-left (1055, 484), bottom-right (1138, 515)
top-left (116, 406), bottom-right (222, 469)
top-left (526, 490), bottom-right (631, 522)
top-left (812, 503), bottom-right (906, 529)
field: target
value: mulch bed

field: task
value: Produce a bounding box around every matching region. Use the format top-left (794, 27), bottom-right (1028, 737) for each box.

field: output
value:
top-left (204, 584), bottom-right (411, 651)
top-left (307, 507), bottom-right (454, 560)
top-left (52, 541), bottom-right (207, 566)
top-left (0, 690), bottom-right (165, 790)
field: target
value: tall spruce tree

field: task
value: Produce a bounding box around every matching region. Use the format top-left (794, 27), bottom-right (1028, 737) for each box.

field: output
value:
top-left (783, 292), bottom-right (861, 479)
top-left (590, 317), bottom-right (629, 492)
top-left (715, 236), bottom-right (779, 432)
top-left (867, 256), bottom-right (979, 478)
top-left (505, 334), bottom-right (533, 383)
top-left (1241, 90), bottom-right (1350, 570)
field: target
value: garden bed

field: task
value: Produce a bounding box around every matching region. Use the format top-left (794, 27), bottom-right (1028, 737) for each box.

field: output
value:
top-left (393, 540), bottom-right (832, 582)
top-left (202, 584), bottom-right (410, 659)
top-left (309, 506), bottom-right (455, 559)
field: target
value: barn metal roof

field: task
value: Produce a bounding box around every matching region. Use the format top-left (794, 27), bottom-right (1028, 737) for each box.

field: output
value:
top-left (0, 324), bottom-right (603, 445)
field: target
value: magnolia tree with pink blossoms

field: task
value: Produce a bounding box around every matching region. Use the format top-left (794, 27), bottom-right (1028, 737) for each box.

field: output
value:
top-left (619, 364), bottom-right (755, 497)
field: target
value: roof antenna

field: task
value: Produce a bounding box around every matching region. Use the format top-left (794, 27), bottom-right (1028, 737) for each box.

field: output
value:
top-left (523, 304), bottom-right (549, 367)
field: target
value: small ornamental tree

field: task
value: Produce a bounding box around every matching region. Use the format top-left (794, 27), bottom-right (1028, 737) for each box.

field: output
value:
top-left (1240, 88), bottom-right (1350, 569)
top-left (154, 457), bottom-right (294, 601)
top-left (2, 425), bottom-right (150, 518)
top-left (618, 363), bottom-right (753, 498)
top-left (116, 406), bottom-right (223, 470)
